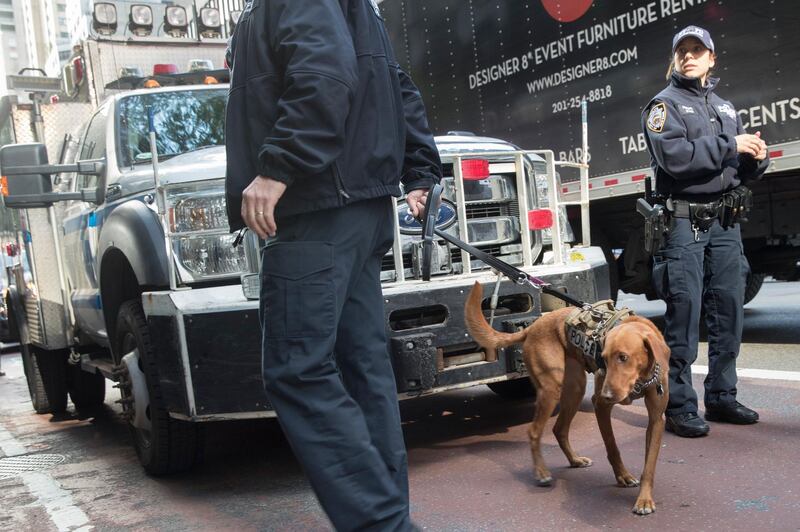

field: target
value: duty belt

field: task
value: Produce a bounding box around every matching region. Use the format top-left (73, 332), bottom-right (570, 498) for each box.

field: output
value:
top-left (665, 185), bottom-right (753, 240)
top-left (667, 198), bottom-right (719, 219)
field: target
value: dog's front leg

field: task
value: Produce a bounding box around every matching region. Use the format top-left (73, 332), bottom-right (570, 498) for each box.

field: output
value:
top-left (632, 388), bottom-right (668, 515)
top-left (592, 378), bottom-right (639, 488)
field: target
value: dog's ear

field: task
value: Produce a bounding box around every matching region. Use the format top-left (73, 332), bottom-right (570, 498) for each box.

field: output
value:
top-left (642, 331), bottom-right (670, 369)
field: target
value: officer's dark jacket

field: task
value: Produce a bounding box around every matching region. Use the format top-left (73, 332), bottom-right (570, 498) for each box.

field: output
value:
top-left (642, 72), bottom-right (769, 200)
top-left (224, 0), bottom-right (442, 230)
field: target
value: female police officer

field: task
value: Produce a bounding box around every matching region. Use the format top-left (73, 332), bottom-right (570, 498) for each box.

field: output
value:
top-left (641, 25), bottom-right (769, 438)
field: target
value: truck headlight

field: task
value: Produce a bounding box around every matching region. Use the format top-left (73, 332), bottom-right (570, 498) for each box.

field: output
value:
top-left (166, 180), bottom-right (248, 282)
top-left (175, 234), bottom-right (247, 279)
top-left (165, 6), bottom-right (188, 36)
top-left (199, 7), bottom-right (221, 37)
top-left (93, 2), bottom-right (117, 34)
top-left (129, 4), bottom-right (153, 35)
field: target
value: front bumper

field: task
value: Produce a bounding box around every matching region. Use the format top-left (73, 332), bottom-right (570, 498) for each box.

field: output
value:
top-left (142, 245), bottom-right (609, 420)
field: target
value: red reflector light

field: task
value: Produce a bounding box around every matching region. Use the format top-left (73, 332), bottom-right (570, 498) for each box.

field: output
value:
top-left (528, 209), bottom-right (553, 230)
top-left (631, 174), bottom-right (646, 181)
top-left (153, 63), bottom-right (179, 75)
top-left (769, 150), bottom-right (783, 158)
top-left (604, 178), bottom-right (618, 186)
top-left (73, 57), bottom-right (84, 84)
top-left (461, 159), bottom-right (490, 180)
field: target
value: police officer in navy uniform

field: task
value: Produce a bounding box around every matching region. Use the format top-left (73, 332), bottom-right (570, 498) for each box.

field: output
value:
top-left (225, 0), bottom-right (442, 529)
top-left (642, 26), bottom-right (769, 438)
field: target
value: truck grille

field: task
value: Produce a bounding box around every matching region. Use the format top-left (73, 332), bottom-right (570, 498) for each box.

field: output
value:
top-left (381, 160), bottom-right (533, 281)
top-left (450, 245), bottom-right (502, 264)
top-left (465, 205), bottom-right (507, 219)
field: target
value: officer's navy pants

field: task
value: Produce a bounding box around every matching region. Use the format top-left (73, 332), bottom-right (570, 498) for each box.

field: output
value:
top-left (652, 218), bottom-right (748, 417)
top-left (260, 197), bottom-right (410, 531)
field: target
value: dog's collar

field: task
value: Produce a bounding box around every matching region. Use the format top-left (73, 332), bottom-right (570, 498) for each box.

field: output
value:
top-left (630, 362), bottom-right (664, 398)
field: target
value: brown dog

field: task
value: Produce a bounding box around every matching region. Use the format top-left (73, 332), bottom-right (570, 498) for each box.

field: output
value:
top-left (465, 282), bottom-right (670, 514)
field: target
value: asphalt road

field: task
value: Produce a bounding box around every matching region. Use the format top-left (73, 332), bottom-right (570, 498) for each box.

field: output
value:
top-left (1, 280), bottom-right (799, 531)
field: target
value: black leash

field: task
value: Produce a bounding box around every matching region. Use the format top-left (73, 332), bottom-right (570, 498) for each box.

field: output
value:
top-left (418, 183), bottom-right (587, 309)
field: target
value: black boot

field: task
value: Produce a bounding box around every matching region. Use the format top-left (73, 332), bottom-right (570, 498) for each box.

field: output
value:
top-left (665, 412), bottom-right (710, 437)
top-left (705, 401), bottom-right (759, 424)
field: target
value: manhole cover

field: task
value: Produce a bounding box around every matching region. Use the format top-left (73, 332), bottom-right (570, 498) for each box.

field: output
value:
top-left (0, 454), bottom-right (66, 480)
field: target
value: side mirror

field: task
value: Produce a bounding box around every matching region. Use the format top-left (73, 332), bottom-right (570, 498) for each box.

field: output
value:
top-left (0, 144), bottom-right (52, 207)
top-left (1, 143), bottom-right (106, 208)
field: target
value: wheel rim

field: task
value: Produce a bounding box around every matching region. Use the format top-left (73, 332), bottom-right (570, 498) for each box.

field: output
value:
top-left (121, 331), bottom-right (153, 450)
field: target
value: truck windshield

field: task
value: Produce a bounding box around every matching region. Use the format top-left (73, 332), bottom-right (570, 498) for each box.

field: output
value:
top-left (117, 88), bottom-right (227, 167)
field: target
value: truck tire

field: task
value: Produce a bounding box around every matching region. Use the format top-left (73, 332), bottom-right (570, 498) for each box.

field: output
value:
top-left (487, 377), bottom-right (536, 400)
top-left (744, 272), bottom-right (766, 305)
top-left (594, 237), bottom-right (619, 303)
top-left (21, 344), bottom-right (68, 415)
top-left (115, 299), bottom-right (201, 475)
top-left (68, 364), bottom-right (106, 410)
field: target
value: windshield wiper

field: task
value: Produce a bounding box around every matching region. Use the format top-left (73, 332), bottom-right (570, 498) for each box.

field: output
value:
top-left (173, 145), bottom-right (221, 157)
top-left (131, 145), bottom-right (220, 166)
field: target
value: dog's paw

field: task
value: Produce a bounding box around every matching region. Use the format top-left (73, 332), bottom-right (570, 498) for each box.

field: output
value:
top-left (569, 457), bottom-right (593, 468)
top-left (632, 497), bottom-right (655, 515)
top-left (616, 474), bottom-right (640, 487)
top-left (534, 472), bottom-right (553, 486)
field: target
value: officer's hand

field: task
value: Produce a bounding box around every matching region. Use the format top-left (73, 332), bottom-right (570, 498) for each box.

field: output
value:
top-left (241, 176), bottom-right (287, 239)
top-left (735, 134), bottom-right (761, 157)
top-left (406, 188), bottom-right (430, 219)
top-left (753, 131), bottom-right (768, 161)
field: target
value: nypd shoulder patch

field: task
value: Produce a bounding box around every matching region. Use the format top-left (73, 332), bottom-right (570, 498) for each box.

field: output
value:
top-left (646, 102), bottom-right (667, 133)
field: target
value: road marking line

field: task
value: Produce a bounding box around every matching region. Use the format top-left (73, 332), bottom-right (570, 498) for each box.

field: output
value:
top-left (693, 365), bottom-right (800, 381)
top-left (0, 423), bottom-right (92, 531)
top-left (0, 425), bottom-right (27, 457)
top-left (21, 471), bottom-right (93, 532)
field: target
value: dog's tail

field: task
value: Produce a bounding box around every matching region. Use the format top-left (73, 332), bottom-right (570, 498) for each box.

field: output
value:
top-left (465, 281), bottom-right (529, 350)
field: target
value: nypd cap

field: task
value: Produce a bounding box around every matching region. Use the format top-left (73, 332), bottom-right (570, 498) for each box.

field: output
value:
top-left (672, 25), bottom-right (715, 54)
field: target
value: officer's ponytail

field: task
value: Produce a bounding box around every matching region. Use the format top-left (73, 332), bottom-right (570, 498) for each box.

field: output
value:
top-left (665, 57), bottom-right (675, 80)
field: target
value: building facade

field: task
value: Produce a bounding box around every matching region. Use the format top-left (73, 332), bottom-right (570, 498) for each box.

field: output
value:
top-left (1, 0), bottom-right (73, 97)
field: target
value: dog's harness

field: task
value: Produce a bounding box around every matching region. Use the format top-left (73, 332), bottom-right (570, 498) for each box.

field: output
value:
top-left (564, 301), bottom-right (664, 397)
top-left (565, 301), bottom-right (632, 373)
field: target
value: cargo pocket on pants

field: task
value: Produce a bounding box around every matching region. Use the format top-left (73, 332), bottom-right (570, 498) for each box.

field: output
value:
top-left (261, 242), bottom-right (336, 338)
top-left (652, 248), bottom-right (685, 299)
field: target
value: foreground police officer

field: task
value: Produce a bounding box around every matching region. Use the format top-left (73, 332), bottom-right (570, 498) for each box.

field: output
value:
top-left (642, 25), bottom-right (769, 438)
top-left (225, 0), bottom-right (442, 529)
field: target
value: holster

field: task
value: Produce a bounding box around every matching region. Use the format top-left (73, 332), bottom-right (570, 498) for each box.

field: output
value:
top-left (719, 185), bottom-right (753, 228)
top-left (642, 204), bottom-right (671, 254)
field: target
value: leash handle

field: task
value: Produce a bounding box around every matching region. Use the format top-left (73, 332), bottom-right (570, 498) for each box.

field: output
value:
top-left (418, 183), bottom-right (443, 281)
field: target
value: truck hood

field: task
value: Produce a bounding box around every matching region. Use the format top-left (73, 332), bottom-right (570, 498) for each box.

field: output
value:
top-left (119, 146), bottom-right (227, 191)
top-left (434, 135), bottom-right (545, 163)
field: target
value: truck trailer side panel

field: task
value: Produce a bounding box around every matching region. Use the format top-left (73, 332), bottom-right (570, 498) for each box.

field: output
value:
top-left (382, 0), bottom-right (800, 180)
